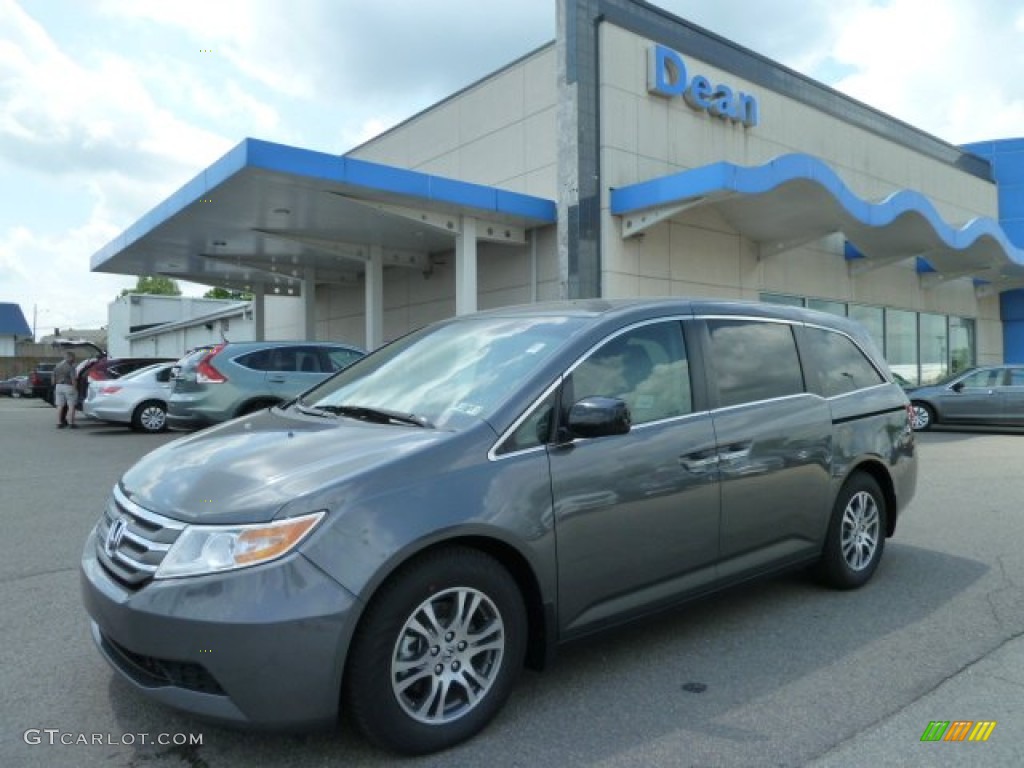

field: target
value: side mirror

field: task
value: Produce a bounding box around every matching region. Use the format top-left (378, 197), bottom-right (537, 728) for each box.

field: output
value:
top-left (566, 396), bottom-right (631, 439)
top-left (951, 381), bottom-right (965, 393)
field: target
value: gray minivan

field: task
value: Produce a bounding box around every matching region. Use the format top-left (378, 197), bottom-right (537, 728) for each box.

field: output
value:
top-left (81, 299), bottom-right (916, 754)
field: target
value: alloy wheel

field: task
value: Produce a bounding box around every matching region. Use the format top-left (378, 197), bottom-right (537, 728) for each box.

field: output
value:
top-left (840, 490), bottom-right (880, 571)
top-left (390, 587), bottom-right (505, 725)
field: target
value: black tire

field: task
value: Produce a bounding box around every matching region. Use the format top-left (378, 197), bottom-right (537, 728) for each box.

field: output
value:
top-left (344, 547), bottom-right (527, 755)
top-left (815, 473), bottom-right (887, 590)
top-left (909, 402), bottom-right (934, 431)
top-left (131, 400), bottom-right (167, 433)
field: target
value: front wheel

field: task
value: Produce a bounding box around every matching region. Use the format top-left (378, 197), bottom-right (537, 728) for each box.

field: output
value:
top-left (344, 548), bottom-right (527, 755)
top-left (815, 473), bottom-right (887, 590)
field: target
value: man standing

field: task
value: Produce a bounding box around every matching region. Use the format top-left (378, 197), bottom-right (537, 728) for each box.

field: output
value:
top-left (53, 350), bottom-right (78, 429)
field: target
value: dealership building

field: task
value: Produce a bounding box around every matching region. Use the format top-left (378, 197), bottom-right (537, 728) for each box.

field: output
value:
top-left (91, 0), bottom-right (1024, 384)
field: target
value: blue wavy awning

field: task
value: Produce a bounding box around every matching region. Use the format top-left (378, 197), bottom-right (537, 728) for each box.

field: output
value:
top-left (610, 153), bottom-right (1024, 291)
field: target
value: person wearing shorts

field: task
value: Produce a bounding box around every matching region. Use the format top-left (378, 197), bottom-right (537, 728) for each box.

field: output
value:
top-left (53, 350), bottom-right (78, 429)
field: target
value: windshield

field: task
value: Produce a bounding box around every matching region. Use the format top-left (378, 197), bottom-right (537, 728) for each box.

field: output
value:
top-left (301, 315), bottom-right (587, 430)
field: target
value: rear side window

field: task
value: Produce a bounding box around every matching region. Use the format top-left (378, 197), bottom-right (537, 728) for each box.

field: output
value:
top-left (708, 319), bottom-right (804, 407)
top-left (236, 350), bottom-right (271, 371)
top-left (801, 326), bottom-right (885, 397)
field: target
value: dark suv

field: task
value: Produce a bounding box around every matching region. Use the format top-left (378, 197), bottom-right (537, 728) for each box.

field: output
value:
top-left (82, 299), bottom-right (916, 754)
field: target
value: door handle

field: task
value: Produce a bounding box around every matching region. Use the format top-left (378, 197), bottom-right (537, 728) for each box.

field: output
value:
top-left (719, 443), bottom-right (752, 462)
top-left (267, 375), bottom-right (287, 383)
top-left (679, 450), bottom-right (719, 473)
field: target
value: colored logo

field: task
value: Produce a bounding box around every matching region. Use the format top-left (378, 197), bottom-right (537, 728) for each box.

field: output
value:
top-left (647, 45), bottom-right (759, 127)
top-left (920, 720), bottom-right (997, 742)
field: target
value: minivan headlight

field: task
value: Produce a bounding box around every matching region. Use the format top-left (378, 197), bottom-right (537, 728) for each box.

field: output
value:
top-left (154, 511), bottom-right (326, 579)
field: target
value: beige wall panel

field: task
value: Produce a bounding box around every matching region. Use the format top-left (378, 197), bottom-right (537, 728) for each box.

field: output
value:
top-left (459, 124), bottom-right (527, 187)
top-left (351, 47), bottom-right (557, 196)
top-left (525, 108), bottom-right (558, 171)
top-left (668, 223), bottom-right (742, 288)
top-left (403, 108), bottom-right (463, 168)
top-left (478, 246), bottom-right (531, 292)
top-left (524, 48), bottom-right (557, 114)
top-left (523, 164), bottom-right (558, 200)
top-left (457, 67), bottom-right (527, 145)
top-left (670, 280), bottom-right (743, 299)
top-left (603, 270), bottom-right (640, 298)
top-left (479, 285), bottom-right (534, 310)
top-left (602, 147), bottom-right (640, 198)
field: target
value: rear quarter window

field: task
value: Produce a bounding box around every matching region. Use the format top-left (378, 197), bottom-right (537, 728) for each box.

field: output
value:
top-left (800, 326), bottom-right (885, 397)
top-left (235, 350), bottom-right (272, 371)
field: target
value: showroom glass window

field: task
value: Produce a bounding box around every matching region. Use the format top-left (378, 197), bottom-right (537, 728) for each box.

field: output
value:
top-left (919, 313), bottom-right (948, 385)
top-left (884, 309), bottom-right (918, 385)
top-left (848, 305), bottom-right (884, 352)
top-left (807, 298), bottom-right (847, 317)
top-left (949, 317), bottom-right (975, 373)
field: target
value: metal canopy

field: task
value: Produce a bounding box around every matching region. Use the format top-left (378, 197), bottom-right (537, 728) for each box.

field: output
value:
top-left (611, 154), bottom-right (1024, 294)
top-left (91, 138), bottom-right (556, 292)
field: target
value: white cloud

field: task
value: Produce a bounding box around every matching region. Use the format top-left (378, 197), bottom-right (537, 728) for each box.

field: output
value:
top-left (0, 217), bottom-right (135, 335)
top-left (0, 0), bottom-right (231, 190)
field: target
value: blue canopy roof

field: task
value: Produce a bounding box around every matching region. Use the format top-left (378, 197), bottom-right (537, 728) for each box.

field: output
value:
top-left (611, 153), bottom-right (1024, 291)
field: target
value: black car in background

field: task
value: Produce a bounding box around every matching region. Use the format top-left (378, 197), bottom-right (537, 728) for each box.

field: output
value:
top-left (30, 363), bottom-right (56, 402)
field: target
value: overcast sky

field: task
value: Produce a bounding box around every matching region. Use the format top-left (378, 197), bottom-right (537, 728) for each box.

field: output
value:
top-left (2, 0), bottom-right (1023, 339)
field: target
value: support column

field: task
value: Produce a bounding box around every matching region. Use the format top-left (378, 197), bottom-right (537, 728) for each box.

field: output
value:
top-left (252, 283), bottom-right (265, 341)
top-left (455, 215), bottom-right (478, 315)
top-left (303, 267), bottom-right (317, 340)
top-left (366, 245), bottom-right (384, 351)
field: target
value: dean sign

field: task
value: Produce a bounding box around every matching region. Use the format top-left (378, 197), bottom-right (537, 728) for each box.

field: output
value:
top-left (647, 44), bottom-right (759, 127)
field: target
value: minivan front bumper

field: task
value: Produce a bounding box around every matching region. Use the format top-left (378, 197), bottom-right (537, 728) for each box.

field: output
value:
top-left (80, 524), bottom-right (361, 729)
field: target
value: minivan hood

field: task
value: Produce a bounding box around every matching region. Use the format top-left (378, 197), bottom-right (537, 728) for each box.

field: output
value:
top-left (119, 408), bottom-right (453, 524)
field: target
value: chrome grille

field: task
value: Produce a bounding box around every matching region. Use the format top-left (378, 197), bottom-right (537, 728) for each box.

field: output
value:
top-left (95, 485), bottom-right (185, 587)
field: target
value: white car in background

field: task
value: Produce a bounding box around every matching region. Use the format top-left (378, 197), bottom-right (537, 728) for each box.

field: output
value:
top-left (83, 362), bottom-right (175, 433)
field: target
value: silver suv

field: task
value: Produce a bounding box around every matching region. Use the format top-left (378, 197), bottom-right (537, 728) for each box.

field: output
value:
top-left (82, 299), bottom-right (916, 754)
top-left (167, 340), bottom-right (364, 429)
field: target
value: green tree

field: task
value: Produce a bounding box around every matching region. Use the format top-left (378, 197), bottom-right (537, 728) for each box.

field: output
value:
top-left (203, 286), bottom-right (253, 300)
top-left (120, 275), bottom-right (182, 296)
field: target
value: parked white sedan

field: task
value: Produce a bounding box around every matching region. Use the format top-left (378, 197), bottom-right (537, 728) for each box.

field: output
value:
top-left (83, 362), bottom-right (175, 433)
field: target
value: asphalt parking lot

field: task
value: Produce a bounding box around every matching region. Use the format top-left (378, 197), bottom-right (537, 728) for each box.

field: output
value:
top-left (2, 395), bottom-right (1023, 767)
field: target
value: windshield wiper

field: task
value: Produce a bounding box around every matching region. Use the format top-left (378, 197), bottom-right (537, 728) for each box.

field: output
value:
top-left (322, 404), bottom-right (434, 428)
top-left (294, 402), bottom-right (332, 418)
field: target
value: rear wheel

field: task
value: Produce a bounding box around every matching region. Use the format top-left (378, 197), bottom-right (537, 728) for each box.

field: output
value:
top-left (815, 473), bottom-right (887, 590)
top-left (909, 402), bottom-right (934, 431)
top-left (344, 548), bottom-right (527, 755)
top-left (131, 400), bottom-right (167, 433)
